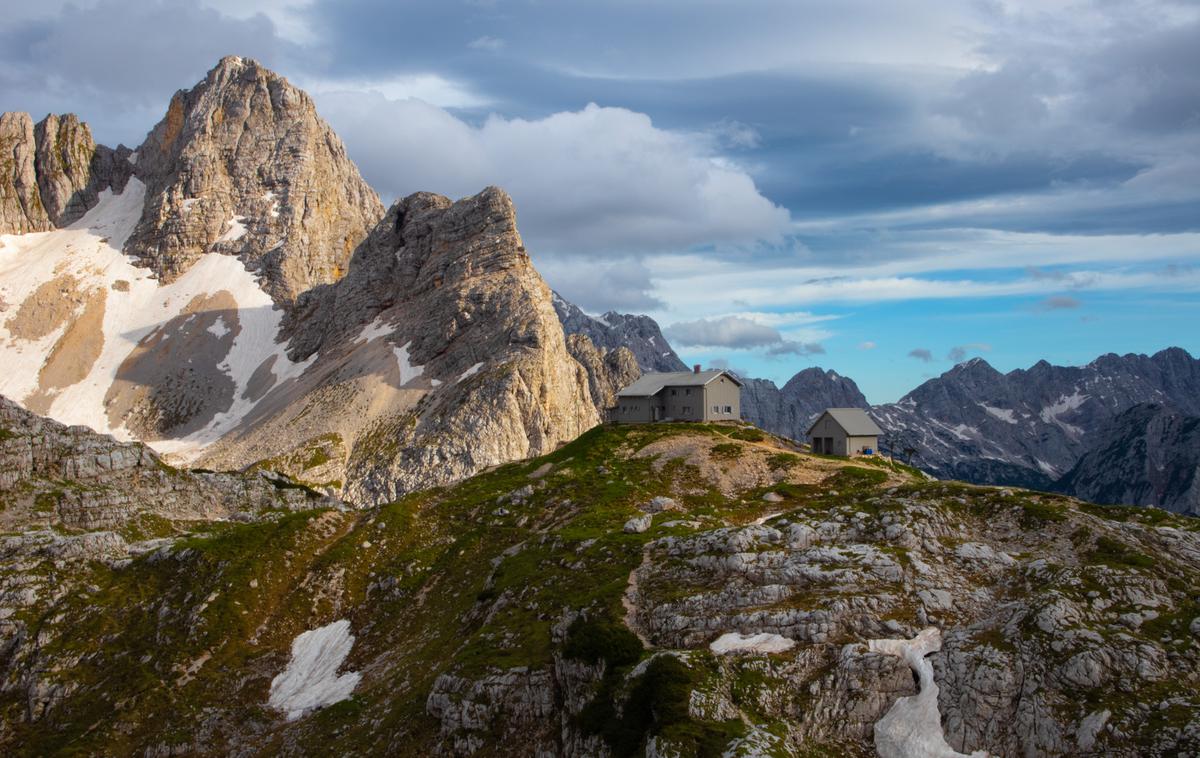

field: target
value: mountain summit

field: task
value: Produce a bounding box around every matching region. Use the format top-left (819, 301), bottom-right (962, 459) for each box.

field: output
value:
top-left (126, 56), bottom-right (385, 304)
top-left (0, 58), bottom-right (634, 504)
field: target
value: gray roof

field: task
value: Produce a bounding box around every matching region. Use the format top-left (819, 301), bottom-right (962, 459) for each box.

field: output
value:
top-left (617, 370), bottom-right (742, 397)
top-left (807, 407), bottom-right (883, 437)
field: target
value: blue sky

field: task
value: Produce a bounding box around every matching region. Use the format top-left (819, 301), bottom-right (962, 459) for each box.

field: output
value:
top-left (2, 0), bottom-right (1197, 402)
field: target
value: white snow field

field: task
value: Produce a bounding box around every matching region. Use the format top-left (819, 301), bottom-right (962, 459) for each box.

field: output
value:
top-left (709, 632), bottom-right (796, 655)
top-left (868, 627), bottom-right (989, 758)
top-left (267, 619), bottom-right (361, 721)
top-left (0, 179), bottom-right (316, 460)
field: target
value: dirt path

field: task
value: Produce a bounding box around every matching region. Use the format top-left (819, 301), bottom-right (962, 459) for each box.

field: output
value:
top-left (622, 543), bottom-right (654, 648)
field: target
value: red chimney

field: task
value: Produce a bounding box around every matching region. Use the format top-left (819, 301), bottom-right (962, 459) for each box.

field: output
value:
top-left (693, 364), bottom-right (701, 374)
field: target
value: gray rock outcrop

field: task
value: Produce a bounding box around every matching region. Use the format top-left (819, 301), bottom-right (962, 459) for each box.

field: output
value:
top-left (0, 111), bottom-right (132, 234)
top-left (0, 394), bottom-right (330, 532)
top-left (0, 112), bottom-right (52, 234)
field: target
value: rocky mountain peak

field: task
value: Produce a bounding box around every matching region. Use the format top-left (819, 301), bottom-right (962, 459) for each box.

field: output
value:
top-left (553, 294), bottom-right (688, 373)
top-left (196, 183), bottom-right (612, 505)
top-left (740, 366), bottom-right (870, 442)
top-left (125, 56), bottom-right (385, 304)
top-left (0, 110), bottom-right (130, 234)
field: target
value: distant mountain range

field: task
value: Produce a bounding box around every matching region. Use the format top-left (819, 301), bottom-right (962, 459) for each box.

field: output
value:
top-left (1055, 402), bottom-right (1200, 515)
top-left (556, 299), bottom-right (1200, 514)
top-left (867, 348), bottom-right (1200, 514)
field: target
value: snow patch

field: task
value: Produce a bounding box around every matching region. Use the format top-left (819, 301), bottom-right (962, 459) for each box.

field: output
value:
top-left (268, 619), bottom-right (360, 721)
top-left (979, 404), bottom-right (1017, 424)
top-left (1035, 458), bottom-right (1059, 476)
top-left (262, 191), bottom-right (280, 219)
top-left (1039, 391), bottom-right (1088, 436)
top-left (393, 341), bottom-right (425, 386)
top-left (0, 178), bottom-right (316, 459)
top-left (709, 632), bottom-right (795, 655)
top-left (207, 316), bottom-right (230, 339)
top-left (181, 198), bottom-right (199, 214)
top-left (868, 627), bottom-right (988, 758)
top-left (216, 216), bottom-right (248, 243)
top-left (458, 361), bottom-right (484, 383)
top-left (355, 317), bottom-right (394, 344)
top-left (949, 423), bottom-right (976, 440)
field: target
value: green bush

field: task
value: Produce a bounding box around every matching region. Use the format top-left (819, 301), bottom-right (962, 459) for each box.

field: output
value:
top-left (767, 453), bottom-right (799, 470)
top-left (710, 443), bottom-right (743, 460)
top-left (1087, 536), bottom-right (1154, 569)
top-left (563, 615), bottom-right (643, 668)
top-left (728, 428), bottom-right (765, 442)
top-left (580, 654), bottom-right (694, 757)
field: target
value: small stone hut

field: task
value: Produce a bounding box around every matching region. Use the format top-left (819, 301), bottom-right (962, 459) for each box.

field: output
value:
top-left (614, 366), bottom-right (741, 423)
top-left (807, 408), bottom-right (882, 456)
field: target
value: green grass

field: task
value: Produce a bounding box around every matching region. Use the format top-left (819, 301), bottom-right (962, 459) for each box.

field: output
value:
top-left (710, 443), bottom-right (743, 460)
top-left (766, 453), bottom-right (800, 470)
top-left (1086, 536), bottom-right (1155, 570)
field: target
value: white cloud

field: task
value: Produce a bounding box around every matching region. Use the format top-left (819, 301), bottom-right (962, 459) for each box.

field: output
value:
top-left (947, 343), bottom-right (991, 362)
top-left (665, 315), bottom-right (826, 358)
top-left (312, 92), bottom-right (791, 255)
top-left (302, 73), bottom-right (489, 109)
top-left (859, 341), bottom-right (877, 350)
top-left (666, 316), bottom-right (782, 349)
top-left (467, 35), bottom-right (505, 52)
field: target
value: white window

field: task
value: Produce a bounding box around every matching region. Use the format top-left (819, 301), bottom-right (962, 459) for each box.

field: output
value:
top-left (724, 405), bottom-right (732, 413)
top-left (712, 405), bottom-right (719, 413)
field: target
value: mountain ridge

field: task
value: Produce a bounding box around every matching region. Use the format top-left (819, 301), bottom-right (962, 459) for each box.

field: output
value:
top-left (0, 57), bottom-right (635, 505)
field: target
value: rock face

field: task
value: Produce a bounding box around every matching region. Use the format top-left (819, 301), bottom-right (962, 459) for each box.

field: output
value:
top-left (553, 293), bottom-right (688, 373)
top-left (1055, 403), bottom-right (1200, 515)
top-left (198, 187), bottom-right (608, 505)
top-left (0, 394), bottom-right (329, 533)
top-left (124, 56), bottom-right (384, 304)
top-left (871, 349), bottom-right (1200, 492)
top-left (564, 333), bottom-right (641, 422)
top-left (740, 368), bottom-right (871, 442)
top-left (0, 112), bottom-right (132, 235)
top-left (0, 112), bottom-right (52, 234)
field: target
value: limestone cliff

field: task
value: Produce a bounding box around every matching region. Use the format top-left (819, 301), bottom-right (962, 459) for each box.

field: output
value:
top-left (0, 112), bottom-right (132, 235)
top-left (0, 394), bottom-right (330, 533)
top-left (0, 112), bottom-right (51, 234)
top-left (198, 187), bottom-right (610, 505)
top-left (124, 56), bottom-right (385, 304)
